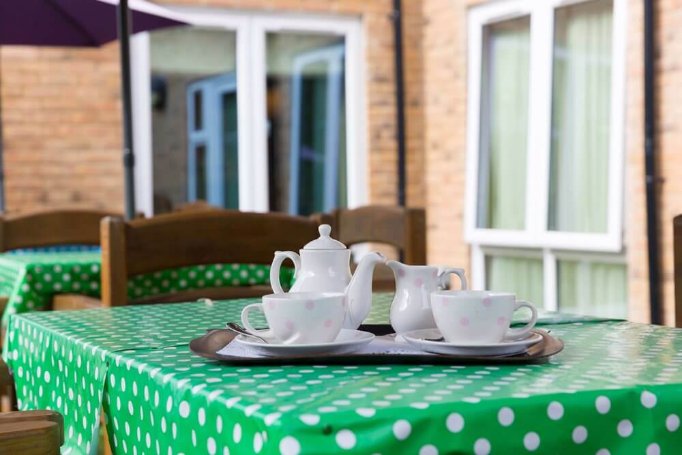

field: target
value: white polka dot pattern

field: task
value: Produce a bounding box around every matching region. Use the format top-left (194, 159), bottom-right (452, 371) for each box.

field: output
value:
top-left (5, 296), bottom-right (682, 454)
top-left (0, 251), bottom-right (294, 329)
top-left (572, 426), bottom-right (588, 444)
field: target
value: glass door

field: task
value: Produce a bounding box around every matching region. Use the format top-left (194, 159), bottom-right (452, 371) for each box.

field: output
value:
top-left (134, 12), bottom-right (363, 215)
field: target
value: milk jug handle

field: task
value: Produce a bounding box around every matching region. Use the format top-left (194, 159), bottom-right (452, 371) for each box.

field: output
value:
top-left (438, 268), bottom-right (468, 290)
top-left (270, 251), bottom-right (301, 294)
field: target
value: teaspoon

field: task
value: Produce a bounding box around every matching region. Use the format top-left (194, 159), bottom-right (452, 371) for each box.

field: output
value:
top-left (225, 322), bottom-right (269, 343)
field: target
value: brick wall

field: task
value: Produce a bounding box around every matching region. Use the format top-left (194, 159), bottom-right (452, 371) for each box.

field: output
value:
top-left (0, 45), bottom-right (125, 212)
top-left (422, 0), bottom-right (471, 270)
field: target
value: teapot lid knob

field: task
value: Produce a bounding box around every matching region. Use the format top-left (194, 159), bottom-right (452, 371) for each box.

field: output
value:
top-left (319, 224), bottom-right (332, 237)
top-left (303, 224), bottom-right (346, 250)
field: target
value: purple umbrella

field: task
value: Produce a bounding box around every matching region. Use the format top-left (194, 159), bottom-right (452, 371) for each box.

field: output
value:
top-left (0, 0), bottom-right (187, 218)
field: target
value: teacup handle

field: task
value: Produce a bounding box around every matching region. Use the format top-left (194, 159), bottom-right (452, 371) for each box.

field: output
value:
top-left (270, 251), bottom-right (301, 294)
top-left (505, 300), bottom-right (538, 340)
top-left (438, 268), bottom-right (468, 290)
top-left (241, 303), bottom-right (274, 339)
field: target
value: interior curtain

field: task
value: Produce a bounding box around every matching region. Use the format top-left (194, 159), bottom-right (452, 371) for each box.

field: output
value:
top-left (558, 260), bottom-right (627, 318)
top-left (549, 0), bottom-right (613, 233)
top-left (486, 255), bottom-right (544, 309)
top-left (479, 18), bottom-right (530, 230)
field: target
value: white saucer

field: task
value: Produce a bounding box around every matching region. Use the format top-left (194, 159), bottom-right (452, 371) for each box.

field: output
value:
top-left (402, 329), bottom-right (543, 356)
top-left (234, 329), bottom-right (375, 356)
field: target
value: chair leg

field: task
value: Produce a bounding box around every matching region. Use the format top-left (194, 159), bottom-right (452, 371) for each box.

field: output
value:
top-left (0, 357), bottom-right (14, 412)
top-left (100, 408), bottom-right (113, 455)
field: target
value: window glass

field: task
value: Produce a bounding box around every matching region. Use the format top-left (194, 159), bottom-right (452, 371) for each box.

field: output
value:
top-left (477, 17), bottom-right (530, 230)
top-left (221, 92), bottom-right (239, 208)
top-left (558, 260), bottom-right (627, 318)
top-left (266, 33), bottom-right (346, 215)
top-left (485, 254), bottom-right (544, 309)
top-left (194, 145), bottom-right (207, 201)
top-left (549, 0), bottom-right (613, 232)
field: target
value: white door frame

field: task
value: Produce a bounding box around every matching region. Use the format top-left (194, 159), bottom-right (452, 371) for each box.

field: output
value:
top-left (130, 8), bottom-right (365, 215)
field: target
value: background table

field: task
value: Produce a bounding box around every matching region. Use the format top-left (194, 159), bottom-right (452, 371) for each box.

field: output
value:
top-left (0, 250), bottom-right (291, 328)
top-left (5, 294), bottom-right (682, 455)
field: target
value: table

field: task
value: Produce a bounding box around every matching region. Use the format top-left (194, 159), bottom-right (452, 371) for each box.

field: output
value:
top-left (5, 294), bottom-right (682, 454)
top-left (0, 250), bottom-right (290, 328)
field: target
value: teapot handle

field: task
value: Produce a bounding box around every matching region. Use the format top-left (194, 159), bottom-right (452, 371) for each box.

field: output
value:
top-left (270, 251), bottom-right (301, 294)
top-left (438, 268), bottom-right (468, 290)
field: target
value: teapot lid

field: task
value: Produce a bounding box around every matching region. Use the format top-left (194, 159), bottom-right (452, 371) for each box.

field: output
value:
top-left (303, 225), bottom-right (346, 250)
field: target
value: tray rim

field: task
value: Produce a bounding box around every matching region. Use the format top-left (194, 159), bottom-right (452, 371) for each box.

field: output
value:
top-left (188, 325), bottom-right (564, 366)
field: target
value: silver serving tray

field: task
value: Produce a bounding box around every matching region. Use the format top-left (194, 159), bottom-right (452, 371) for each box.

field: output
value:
top-left (189, 325), bottom-right (564, 366)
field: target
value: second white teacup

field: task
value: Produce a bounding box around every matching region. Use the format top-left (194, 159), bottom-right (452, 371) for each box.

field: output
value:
top-left (430, 290), bottom-right (538, 344)
top-left (241, 292), bottom-right (346, 345)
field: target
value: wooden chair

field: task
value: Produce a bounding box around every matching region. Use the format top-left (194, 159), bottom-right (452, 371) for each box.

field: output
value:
top-left (674, 215), bottom-right (682, 327)
top-left (326, 206), bottom-right (427, 290)
top-left (100, 210), bottom-right (320, 306)
top-left (0, 208), bottom-right (117, 252)
top-left (0, 359), bottom-right (63, 454)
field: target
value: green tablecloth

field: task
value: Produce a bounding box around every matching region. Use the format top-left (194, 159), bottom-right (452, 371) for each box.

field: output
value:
top-left (5, 294), bottom-right (682, 454)
top-left (0, 251), bottom-right (290, 328)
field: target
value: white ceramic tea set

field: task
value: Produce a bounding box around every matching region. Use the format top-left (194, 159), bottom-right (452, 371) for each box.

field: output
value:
top-left (235, 224), bottom-right (540, 357)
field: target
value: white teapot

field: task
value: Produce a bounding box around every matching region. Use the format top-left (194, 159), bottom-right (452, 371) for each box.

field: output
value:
top-left (270, 225), bottom-right (385, 329)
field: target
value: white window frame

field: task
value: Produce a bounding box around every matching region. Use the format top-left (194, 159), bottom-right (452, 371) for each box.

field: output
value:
top-left (130, 8), bottom-right (366, 216)
top-left (466, 0), bottom-right (628, 314)
top-left (464, 0), bottom-right (627, 253)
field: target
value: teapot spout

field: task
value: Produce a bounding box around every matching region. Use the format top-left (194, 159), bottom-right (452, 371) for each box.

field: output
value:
top-left (343, 252), bottom-right (385, 329)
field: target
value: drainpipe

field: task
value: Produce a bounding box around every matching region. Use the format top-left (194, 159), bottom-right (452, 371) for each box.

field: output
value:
top-left (392, 0), bottom-right (407, 207)
top-left (644, 0), bottom-right (662, 324)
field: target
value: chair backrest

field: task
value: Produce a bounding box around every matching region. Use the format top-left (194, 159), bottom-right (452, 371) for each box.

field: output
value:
top-left (0, 209), bottom-right (118, 252)
top-left (674, 215), bottom-right (682, 327)
top-left (330, 206), bottom-right (427, 264)
top-left (101, 210), bottom-right (319, 306)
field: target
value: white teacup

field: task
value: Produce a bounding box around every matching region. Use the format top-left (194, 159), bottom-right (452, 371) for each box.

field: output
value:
top-left (241, 292), bottom-right (346, 345)
top-left (430, 290), bottom-right (538, 344)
